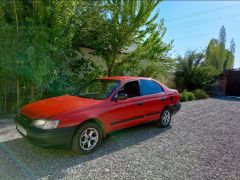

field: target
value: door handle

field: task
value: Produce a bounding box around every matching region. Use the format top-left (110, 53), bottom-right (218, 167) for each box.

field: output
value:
top-left (137, 101), bottom-right (143, 106)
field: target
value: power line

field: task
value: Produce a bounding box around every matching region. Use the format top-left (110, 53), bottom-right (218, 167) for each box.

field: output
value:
top-left (168, 28), bottom-right (240, 41)
top-left (169, 11), bottom-right (240, 28)
top-left (168, 14), bottom-right (240, 31)
top-left (167, 3), bottom-right (240, 22)
top-left (176, 31), bottom-right (239, 41)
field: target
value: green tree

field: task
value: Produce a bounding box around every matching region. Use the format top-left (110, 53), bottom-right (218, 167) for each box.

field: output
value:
top-left (74, 0), bottom-right (172, 76)
top-left (230, 38), bottom-right (236, 54)
top-left (0, 0), bottom-right (173, 115)
top-left (225, 38), bottom-right (236, 69)
top-left (175, 50), bottom-right (217, 91)
top-left (206, 26), bottom-right (235, 73)
top-left (218, 25), bottom-right (226, 47)
top-left (0, 0), bottom-right (79, 114)
top-left (206, 39), bottom-right (221, 72)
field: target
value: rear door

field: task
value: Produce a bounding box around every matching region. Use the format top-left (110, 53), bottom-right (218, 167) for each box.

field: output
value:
top-left (139, 79), bottom-right (167, 121)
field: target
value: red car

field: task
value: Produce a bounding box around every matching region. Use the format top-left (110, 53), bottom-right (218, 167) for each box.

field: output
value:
top-left (16, 76), bottom-right (181, 154)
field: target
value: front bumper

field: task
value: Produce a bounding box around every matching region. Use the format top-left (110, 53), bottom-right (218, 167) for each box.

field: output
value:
top-left (172, 103), bottom-right (181, 115)
top-left (15, 116), bottom-right (77, 147)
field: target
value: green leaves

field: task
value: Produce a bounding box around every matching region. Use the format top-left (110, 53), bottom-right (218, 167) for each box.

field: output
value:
top-left (73, 0), bottom-right (170, 76)
top-left (206, 26), bottom-right (235, 73)
top-left (0, 0), bottom-right (172, 114)
top-left (175, 50), bottom-right (217, 91)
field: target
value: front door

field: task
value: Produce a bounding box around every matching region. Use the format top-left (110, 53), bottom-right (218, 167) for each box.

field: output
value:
top-left (101, 80), bottom-right (146, 132)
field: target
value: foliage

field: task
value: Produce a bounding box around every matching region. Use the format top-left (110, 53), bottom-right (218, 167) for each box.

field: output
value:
top-left (73, 0), bottom-right (172, 76)
top-left (180, 90), bottom-right (196, 102)
top-left (180, 90), bottom-right (189, 102)
top-left (115, 56), bottom-right (176, 83)
top-left (193, 89), bottom-right (209, 99)
top-left (205, 26), bottom-right (235, 73)
top-left (186, 91), bottom-right (196, 101)
top-left (175, 50), bottom-right (217, 91)
top-left (0, 1), bottom-right (80, 114)
top-left (0, 0), bottom-right (172, 115)
top-left (181, 89), bottom-right (208, 102)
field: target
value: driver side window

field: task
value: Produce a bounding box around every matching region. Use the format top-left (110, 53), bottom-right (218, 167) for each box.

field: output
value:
top-left (118, 81), bottom-right (140, 98)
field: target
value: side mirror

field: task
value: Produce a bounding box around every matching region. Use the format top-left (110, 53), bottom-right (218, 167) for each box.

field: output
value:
top-left (115, 93), bottom-right (128, 100)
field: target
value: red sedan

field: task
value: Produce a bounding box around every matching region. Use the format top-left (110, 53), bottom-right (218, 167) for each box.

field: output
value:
top-left (16, 76), bottom-right (181, 154)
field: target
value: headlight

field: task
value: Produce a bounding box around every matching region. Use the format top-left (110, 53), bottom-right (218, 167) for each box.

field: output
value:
top-left (31, 119), bottom-right (59, 129)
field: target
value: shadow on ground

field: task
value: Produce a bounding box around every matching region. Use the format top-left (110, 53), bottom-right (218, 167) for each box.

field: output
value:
top-left (0, 122), bottom-right (170, 179)
top-left (212, 96), bottom-right (240, 101)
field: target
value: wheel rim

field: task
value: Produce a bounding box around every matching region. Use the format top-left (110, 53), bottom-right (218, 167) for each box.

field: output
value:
top-left (80, 128), bottom-right (99, 151)
top-left (162, 110), bottom-right (170, 125)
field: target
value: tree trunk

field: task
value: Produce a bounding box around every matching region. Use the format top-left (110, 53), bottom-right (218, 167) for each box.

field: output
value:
top-left (30, 85), bottom-right (35, 101)
top-left (39, 85), bottom-right (44, 100)
top-left (107, 67), bottom-right (112, 77)
top-left (107, 52), bottom-right (117, 77)
top-left (13, 0), bottom-right (20, 115)
top-left (4, 87), bottom-right (7, 114)
top-left (13, 0), bottom-right (19, 35)
top-left (16, 76), bottom-right (20, 116)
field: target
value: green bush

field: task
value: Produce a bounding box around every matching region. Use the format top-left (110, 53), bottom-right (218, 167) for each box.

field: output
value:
top-left (193, 89), bottom-right (209, 99)
top-left (180, 91), bottom-right (188, 102)
top-left (187, 91), bottom-right (196, 101)
top-left (181, 90), bottom-right (196, 102)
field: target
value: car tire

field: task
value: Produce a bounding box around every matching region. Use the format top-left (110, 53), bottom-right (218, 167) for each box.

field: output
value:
top-left (72, 122), bottom-right (103, 154)
top-left (157, 108), bottom-right (171, 128)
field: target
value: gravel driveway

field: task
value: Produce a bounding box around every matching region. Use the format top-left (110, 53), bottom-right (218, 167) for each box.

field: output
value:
top-left (0, 97), bottom-right (240, 180)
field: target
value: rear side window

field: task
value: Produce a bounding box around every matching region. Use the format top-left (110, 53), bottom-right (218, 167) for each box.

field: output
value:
top-left (140, 80), bottom-right (156, 95)
top-left (140, 80), bottom-right (164, 96)
top-left (154, 82), bottom-right (164, 93)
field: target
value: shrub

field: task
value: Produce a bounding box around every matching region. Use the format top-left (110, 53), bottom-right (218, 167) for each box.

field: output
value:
top-left (180, 90), bottom-right (196, 102)
top-left (175, 51), bottom-right (217, 91)
top-left (193, 89), bottom-right (209, 99)
top-left (180, 91), bottom-right (188, 102)
top-left (187, 91), bottom-right (196, 101)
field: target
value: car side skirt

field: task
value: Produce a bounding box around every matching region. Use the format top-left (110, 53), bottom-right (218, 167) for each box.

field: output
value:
top-left (111, 111), bottom-right (161, 125)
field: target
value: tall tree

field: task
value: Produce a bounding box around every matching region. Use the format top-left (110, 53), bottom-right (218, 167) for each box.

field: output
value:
top-left (206, 26), bottom-right (235, 73)
top-left (74, 0), bottom-right (172, 76)
top-left (206, 39), bottom-right (220, 72)
top-left (230, 38), bottom-right (236, 55)
top-left (218, 25), bottom-right (226, 71)
top-left (224, 38), bottom-right (236, 69)
top-left (0, 0), bottom-right (79, 114)
top-left (218, 25), bottom-right (226, 47)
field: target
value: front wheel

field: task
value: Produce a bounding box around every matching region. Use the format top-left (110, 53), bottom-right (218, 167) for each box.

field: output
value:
top-left (72, 122), bottom-right (103, 154)
top-left (158, 108), bottom-right (171, 128)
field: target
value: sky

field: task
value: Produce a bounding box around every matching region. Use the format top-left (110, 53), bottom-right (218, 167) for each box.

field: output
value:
top-left (155, 1), bottom-right (240, 68)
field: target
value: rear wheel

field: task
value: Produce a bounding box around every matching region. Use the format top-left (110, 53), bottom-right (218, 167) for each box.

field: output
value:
top-left (158, 108), bottom-right (171, 128)
top-left (72, 122), bottom-right (103, 154)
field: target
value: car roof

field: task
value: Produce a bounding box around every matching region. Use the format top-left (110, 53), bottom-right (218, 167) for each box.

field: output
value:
top-left (99, 76), bottom-right (152, 81)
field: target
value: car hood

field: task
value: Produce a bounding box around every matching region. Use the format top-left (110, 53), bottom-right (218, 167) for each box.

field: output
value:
top-left (21, 95), bottom-right (100, 119)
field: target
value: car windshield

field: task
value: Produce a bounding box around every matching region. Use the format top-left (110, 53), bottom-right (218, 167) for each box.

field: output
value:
top-left (78, 79), bottom-right (120, 100)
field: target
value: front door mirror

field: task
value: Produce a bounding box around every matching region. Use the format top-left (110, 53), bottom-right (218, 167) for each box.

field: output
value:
top-left (115, 93), bottom-right (128, 100)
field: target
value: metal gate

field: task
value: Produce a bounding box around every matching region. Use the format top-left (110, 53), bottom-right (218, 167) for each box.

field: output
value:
top-left (226, 70), bottom-right (240, 96)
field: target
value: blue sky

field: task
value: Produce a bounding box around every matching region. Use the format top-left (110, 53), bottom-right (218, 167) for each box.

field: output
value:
top-left (155, 1), bottom-right (240, 68)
